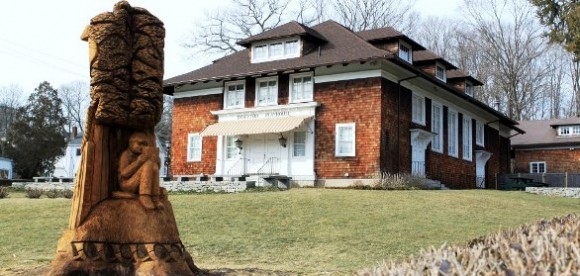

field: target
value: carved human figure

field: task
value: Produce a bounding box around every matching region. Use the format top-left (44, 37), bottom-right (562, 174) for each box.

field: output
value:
top-left (118, 132), bottom-right (162, 209)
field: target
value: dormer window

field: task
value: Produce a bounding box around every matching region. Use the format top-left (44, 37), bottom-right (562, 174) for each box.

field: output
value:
top-left (435, 63), bottom-right (446, 82)
top-left (251, 38), bottom-right (301, 63)
top-left (398, 41), bottom-right (412, 63)
top-left (558, 125), bottom-right (580, 136)
top-left (465, 82), bottom-right (474, 97)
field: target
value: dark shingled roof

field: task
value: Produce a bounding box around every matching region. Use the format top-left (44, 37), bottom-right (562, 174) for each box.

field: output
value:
top-left (356, 27), bottom-right (426, 50)
top-left (447, 69), bottom-right (483, 86)
top-left (237, 21), bottom-right (327, 47)
top-left (165, 20), bottom-right (391, 86)
top-left (413, 50), bottom-right (457, 69)
top-left (512, 118), bottom-right (580, 148)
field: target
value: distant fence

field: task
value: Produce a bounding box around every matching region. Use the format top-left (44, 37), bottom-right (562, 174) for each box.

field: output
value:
top-left (498, 173), bottom-right (580, 188)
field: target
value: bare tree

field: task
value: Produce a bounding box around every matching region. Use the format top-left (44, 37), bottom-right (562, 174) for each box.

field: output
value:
top-left (463, 0), bottom-right (549, 120)
top-left (332, 0), bottom-right (418, 32)
top-left (183, 0), bottom-right (295, 56)
top-left (59, 81), bottom-right (90, 133)
top-left (0, 84), bottom-right (23, 157)
top-left (413, 17), bottom-right (462, 61)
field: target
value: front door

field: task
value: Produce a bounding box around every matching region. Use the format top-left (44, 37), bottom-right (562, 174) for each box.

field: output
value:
top-left (411, 145), bottom-right (425, 177)
top-left (245, 134), bottom-right (282, 174)
top-left (476, 162), bottom-right (485, 188)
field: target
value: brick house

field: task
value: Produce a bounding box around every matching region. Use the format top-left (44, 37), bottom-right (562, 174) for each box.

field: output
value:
top-left (512, 118), bottom-right (580, 174)
top-left (163, 20), bottom-right (522, 189)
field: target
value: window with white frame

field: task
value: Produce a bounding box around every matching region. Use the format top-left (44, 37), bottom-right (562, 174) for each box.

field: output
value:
top-left (476, 120), bottom-right (485, 146)
top-left (224, 81), bottom-right (245, 109)
top-left (225, 136), bottom-right (237, 159)
top-left (435, 63), bottom-right (446, 82)
top-left (530, 161), bottom-right (546, 173)
top-left (558, 125), bottom-right (580, 136)
top-left (398, 41), bottom-right (412, 63)
top-left (256, 77), bottom-right (278, 106)
top-left (465, 82), bottom-right (474, 97)
top-left (335, 123), bottom-right (356, 157)
top-left (251, 38), bottom-right (300, 63)
top-left (187, 133), bottom-right (202, 162)
top-left (448, 109), bottom-right (458, 157)
top-left (431, 102), bottom-right (443, 153)
top-left (293, 131), bottom-right (306, 157)
top-left (290, 73), bottom-right (313, 103)
top-left (462, 115), bottom-right (472, 161)
top-left (412, 93), bottom-right (425, 125)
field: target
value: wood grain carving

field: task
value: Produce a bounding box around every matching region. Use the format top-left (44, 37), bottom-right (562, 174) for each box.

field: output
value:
top-left (49, 2), bottom-right (198, 275)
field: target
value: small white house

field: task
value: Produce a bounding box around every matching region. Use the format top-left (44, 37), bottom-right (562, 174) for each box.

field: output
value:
top-left (53, 128), bottom-right (83, 179)
top-left (0, 157), bottom-right (13, 179)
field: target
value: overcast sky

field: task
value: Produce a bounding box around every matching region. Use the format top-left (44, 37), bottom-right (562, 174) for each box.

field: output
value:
top-left (0, 0), bottom-right (462, 94)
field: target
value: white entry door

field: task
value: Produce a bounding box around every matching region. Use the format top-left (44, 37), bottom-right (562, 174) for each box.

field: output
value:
top-left (476, 162), bottom-right (485, 188)
top-left (247, 135), bottom-right (265, 174)
top-left (245, 134), bottom-right (282, 174)
top-left (411, 145), bottom-right (425, 177)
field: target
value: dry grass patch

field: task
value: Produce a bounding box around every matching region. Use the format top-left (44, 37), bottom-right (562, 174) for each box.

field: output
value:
top-left (1, 189), bottom-right (580, 274)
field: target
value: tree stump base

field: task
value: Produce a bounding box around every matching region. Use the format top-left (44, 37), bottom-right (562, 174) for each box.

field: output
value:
top-left (47, 197), bottom-right (199, 275)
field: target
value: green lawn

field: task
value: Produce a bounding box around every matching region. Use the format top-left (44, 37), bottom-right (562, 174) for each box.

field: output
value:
top-left (1, 189), bottom-right (579, 274)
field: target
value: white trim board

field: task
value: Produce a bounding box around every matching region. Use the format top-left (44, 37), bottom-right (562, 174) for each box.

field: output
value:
top-left (173, 87), bottom-right (223, 99)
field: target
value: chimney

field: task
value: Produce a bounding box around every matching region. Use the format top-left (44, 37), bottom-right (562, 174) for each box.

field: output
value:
top-left (71, 126), bottom-right (78, 139)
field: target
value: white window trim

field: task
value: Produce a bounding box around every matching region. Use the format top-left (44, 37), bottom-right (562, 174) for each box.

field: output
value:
top-left (335, 123), bottom-right (356, 157)
top-left (224, 80), bottom-right (245, 109)
top-left (435, 62), bottom-right (447, 82)
top-left (465, 81), bottom-right (474, 97)
top-left (558, 125), bottom-right (580, 136)
top-left (289, 72), bottom-right (314, 104)
top-left (529, 161), bottom-right (547, 173)
top-left (412, 93), bottom-right (426, 126)
top-left (462, 115), bottom-right (472, 161)
top-left (398, 40), bottom-right (413, 63)
top-left (187, 133), bottom-right (202, 162)
top-left (476, 120), bottom-right (485, 146)
top-left (255, 76), bottom-right (279, 107)
top-left (251, 37), bottom-right (301, 63)
top-left (448, 109), bottom-right (458, 158)
top-left (292, 131), bottom-right (307, 158)
top-left (431, 102), bottom-right (443, 153)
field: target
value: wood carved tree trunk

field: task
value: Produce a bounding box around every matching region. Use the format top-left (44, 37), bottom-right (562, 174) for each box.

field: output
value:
top-left (48, 2), bottom-right (198, 275)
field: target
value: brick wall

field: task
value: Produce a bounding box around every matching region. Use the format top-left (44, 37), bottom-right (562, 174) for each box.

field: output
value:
top-left (314, 77), bottom-right (383, 178)
top-left (514, 149), bottom-right (580, 173)
top-left (171, 94), bottom-right (221, 176)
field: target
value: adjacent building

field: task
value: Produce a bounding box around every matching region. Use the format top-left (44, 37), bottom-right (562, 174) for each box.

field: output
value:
top-left (0, 157), bottom-right (13, 179)
top-left (512, 118), bottom-right (580, 174)
top-left (163, 20), bottom-right (522, 189)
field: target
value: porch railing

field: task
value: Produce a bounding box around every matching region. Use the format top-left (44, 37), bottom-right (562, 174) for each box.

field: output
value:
top-left (411, 161), bottom-right (425, 177)
top-left (257, 157), bottom-right (280, 175)
top-left (226, 158), bottom-right (245, 176)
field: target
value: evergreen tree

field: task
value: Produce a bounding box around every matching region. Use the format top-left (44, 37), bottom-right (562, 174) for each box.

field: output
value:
top-left (6, 81), bottom-right (67, 178)
top-left (530, 0), bottom-right (580, 60)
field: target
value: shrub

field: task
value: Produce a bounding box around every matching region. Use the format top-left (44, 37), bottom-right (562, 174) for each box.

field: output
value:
top-left (45, 189), bottom-right (60, 198)
top-left (0, 187), bottom-right (9, 199)
top-left (25, 188), bottom-right (43, 199)
top-left (62, 189), bottom-right (73, 199)
top-left (358, 214), bottom-right (580, 275)
top-left (371, 172), bottom-right (428, 190)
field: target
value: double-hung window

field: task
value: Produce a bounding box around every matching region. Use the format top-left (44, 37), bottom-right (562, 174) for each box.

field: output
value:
top-left (412, 93), bottom-right (425, 125)
top-left (431, 102), bottom-right (443, 153)
top-left (293, 131), bottom-right (306, 157)
top-left (398, 41), bottom-right (412, 63)
top-left (224, 81), bottom-right (245, 109)
top-left (225, 136), bottom-right (237, 159)
top-left (335, 123), bottom-right (356, 157)
top-left (530, 162), bottom-right (546, 173)
top-left (251, 38), bottom-right (300, 63)
top-left (448, 109), bottom-right (458, 157)
top-left (462, 115), bottom-right (472, 161)
top-left (187, 133), bottom-right (202, 162)
top-left (290, 73), bottom-right (313, 103)
top-left (256, 77), bottom-right (278, 106)
top-left (476, 120), bottom-right (485, 146)
top-left (435, 63), bottom-right (446, 82)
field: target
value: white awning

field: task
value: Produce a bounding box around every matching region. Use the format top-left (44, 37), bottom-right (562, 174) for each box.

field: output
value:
top-left (200, 116), bottom-right (312, 136)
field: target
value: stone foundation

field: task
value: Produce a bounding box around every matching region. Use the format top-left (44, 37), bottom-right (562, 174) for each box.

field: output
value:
top-left (13, 180), bottom-right (247, 193)
top-left (526, 187), bottom-right (580, 198)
